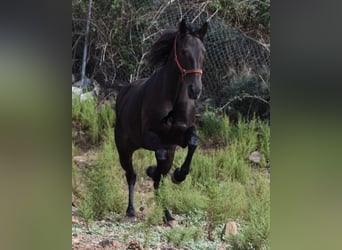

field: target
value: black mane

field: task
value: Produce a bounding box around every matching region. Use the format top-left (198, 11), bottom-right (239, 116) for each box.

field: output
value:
top-left (149, 22), bottom-right (204, 67)
top-left (149, 29), bottom-right (178, 67)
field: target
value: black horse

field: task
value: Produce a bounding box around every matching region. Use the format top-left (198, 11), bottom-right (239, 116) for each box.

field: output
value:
top-left (115, 19), bottom-right (208, 222)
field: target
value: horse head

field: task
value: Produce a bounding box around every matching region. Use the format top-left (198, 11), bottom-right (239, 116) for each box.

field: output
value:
top-left (174, 19), bottom-right (208, 100)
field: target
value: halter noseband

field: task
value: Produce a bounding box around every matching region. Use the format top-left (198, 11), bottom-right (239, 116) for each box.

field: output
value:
top-left (173, 33), bottom-right (203, 80)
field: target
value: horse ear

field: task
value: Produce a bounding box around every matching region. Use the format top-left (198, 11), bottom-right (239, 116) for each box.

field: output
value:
top-left (198, 22), bottom-right (208, 40)
top-left (179, 19), bottom-right (187, 34)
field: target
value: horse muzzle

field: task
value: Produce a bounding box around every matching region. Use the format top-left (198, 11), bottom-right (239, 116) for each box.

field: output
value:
top-left (188, 84), bottom-right (202, 100)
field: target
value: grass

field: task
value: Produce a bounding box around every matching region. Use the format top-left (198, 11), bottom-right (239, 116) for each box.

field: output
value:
top-left (72, 100), bottom-right (270, 249)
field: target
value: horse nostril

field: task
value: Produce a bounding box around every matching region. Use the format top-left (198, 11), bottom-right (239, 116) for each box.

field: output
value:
top-left (189, 85), bottom-right (201, 99)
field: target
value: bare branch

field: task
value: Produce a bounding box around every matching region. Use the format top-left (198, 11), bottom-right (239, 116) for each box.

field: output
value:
top-left (219, 94), bottom-right (269, 111)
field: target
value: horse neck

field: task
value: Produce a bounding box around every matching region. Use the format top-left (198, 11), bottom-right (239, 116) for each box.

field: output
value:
top-left (159, 53), bottom-right (185, 103)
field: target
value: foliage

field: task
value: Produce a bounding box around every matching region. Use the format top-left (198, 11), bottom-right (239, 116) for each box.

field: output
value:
top-left (72, 0), bottom-right (270, 102)
top-left (218, 66), bottom-right (270, 121)
top-left (72, 94), bottom-right (270, 248)
top-left (158, 176), bottom-right (209, 215)
top-left (145, 203), bottom-right (164, 226)
top-left (198, 110), bottom-right (270, 165)
top-left (72, 97), bottom-right (115, 145)
top-left (72, 0), bottom-right (152, 89)
top-left (164, 226), bottom-right (203, 248)
top-left (73, 99), bottom-right (125, 222)
top-left (229, 173), bottom-right (270, 249)
top-left (208, 0), bottom-right (270, 42)
top-left (198, 109), bottom-right (230, 145)
top-left (77, 130), bottom-right (126, 222)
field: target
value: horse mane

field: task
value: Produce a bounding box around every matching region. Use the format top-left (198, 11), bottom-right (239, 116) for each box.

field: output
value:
top-left (149, 29), bottom-right (178, 67)
top-left (149, 22), bottom-right (205, 67)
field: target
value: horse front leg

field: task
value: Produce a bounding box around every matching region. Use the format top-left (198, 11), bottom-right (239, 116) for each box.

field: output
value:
top-left (142, 130), bottom-right (168, 161)
top-left (146, 146), bottom-right (177, 223)
top-left (171, 126), bottom-right (199, 184)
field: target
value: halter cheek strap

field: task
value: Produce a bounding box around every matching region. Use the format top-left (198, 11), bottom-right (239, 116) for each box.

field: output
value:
top-left (173, 33), bottom-right (203, 80)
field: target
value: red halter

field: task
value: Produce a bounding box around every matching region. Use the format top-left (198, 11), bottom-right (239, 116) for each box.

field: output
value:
top-left (173, 33), bottom-right (203, 80)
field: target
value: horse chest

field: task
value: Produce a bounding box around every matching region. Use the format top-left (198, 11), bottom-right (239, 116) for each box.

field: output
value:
top-left (160, 103), bottom-right (195, 133)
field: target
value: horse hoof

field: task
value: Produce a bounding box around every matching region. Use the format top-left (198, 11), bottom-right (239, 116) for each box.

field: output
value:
top-left (171, 168), bottom-right (185, 184)
top-left (146, 166), bottom-right (156, 178)
top-left (171, 173), bottom-right (181, 184)
top-left (126, 207), bottom-right (135, 218)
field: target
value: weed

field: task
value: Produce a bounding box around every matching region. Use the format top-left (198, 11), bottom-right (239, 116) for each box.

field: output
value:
top-left (199, 109), bottom-right (231, 145)
top-left (164, 226), bottom-right (203, 248)
top-left (206, 181), bottom-right (248, 239)
top-left (72, 97), bottom-right (116, 145)
top-left (74, 100), bottom-right (126, 221)
top-left (230, 117), bottom-right (258, 158)
top-left (158, 177), bottom-right (209, 215)
top-left (78, 192), bottom-right (96, 224)
top-left (146, 203), bottom-right (164, 226)
top-left (72, 104), bottom-right (270, 248)
top-left (216, 145), bottom-right (251, 185)
top-left (257, 120), bottom-right (270, 166)
top-left (229, 173), bottom-right (270, 249)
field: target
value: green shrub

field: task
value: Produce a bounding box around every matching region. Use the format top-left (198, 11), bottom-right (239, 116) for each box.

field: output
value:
top-left (216, 146), bottom-right (251, 185)
top-left (230, 117), bottom-right (259, 157)
top-left (72, 97), bottom-right (116, 145)
top-left (199, 110), bottom-right (231, 145)
top-left (220, 67), bottom-right (270, 121)
top-left (76, 106), bottom-right (125, 221)
top-left (257, 120), bottom-right (270, 165)
top-left (77, 139), bottom-right (125, 221)
top-left (72, 95), bottom-right (82, 120)
top-left (164, 226), bottom-right (203, 248)
top-left (146, 203), bottom-right (164, 226)
top-left (188, 151), bottom-right (216, 185)
top-left (230, 174), bottom-right (270, 249)
top-left (78, 192), bottom-right (96, 224)
top-left (208, 0), bottom-right (270, 42)
top-left (98, 101), bottom-right (115, 130)
top-left (206, 181), bottom-right (248, 239)
top-left (72, 98), bottom-right (271, 247)
top-left (158, 177), bottom-right (209, 215)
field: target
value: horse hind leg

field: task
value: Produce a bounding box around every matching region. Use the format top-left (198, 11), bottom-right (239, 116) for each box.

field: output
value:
top-left (172, 126), bottom-right (199, 184)
top-left (118, 150), bottom-right (136, 217)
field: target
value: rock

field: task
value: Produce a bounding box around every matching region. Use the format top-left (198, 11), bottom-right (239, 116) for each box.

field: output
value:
top-left (80, 91), bottom-right (94, 102)
top-left (98, 239), bottom-right (112, 248)
top-left (222, 221), bottom-right (238, 239)
top-left (73, 155), bottom-right (88, 167)
top-left (72, 86), bottom-right (83, 99)
top-left (111, 240), bottom-right (126, 249)
top-left (166, 219), bottom-right (178, 228)
top-left (127, 240), bottom-right (144, 250)
top-left (249, 151), bottom-right (261, 164)
top-left (73, 80), bottom-right (82, 87)
top-left (72, 216), bottom-right (79, 224)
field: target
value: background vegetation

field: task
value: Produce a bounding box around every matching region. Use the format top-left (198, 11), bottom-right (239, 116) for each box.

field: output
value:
top-left (72, 0), bottom-right (270, 121)
top-left (72, 98), bottom-right (270, 249)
